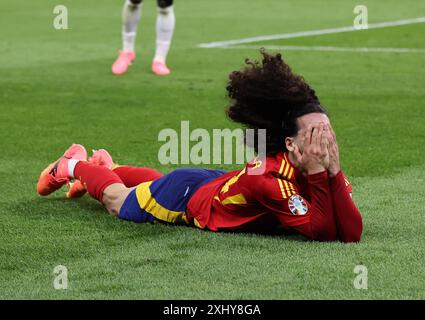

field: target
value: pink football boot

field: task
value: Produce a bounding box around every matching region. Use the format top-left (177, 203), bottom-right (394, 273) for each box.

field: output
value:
top-left (89, 149), bottom-right (114, 169)
top-left (66, 149), bottom-right (114, 199)
top-left (37, 144), bottom-right (87, 196)
top-left (112, 50), bottom-right (136, 75)
top-left (151, 60), bottom-right (171, 76)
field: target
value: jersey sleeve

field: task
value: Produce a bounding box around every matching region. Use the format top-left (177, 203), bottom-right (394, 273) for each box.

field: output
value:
top-left (329, 171), bottom-right (363, 242)
top-left (244, 171), bottom-right (338, 241)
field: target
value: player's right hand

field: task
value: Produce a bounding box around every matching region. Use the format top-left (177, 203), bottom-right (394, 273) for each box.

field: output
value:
top-left (293, 123), bottom-right (329, 175)
top-left (326, 123), bottom-right (341, 178)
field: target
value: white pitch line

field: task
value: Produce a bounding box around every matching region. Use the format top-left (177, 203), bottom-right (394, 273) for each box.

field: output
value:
top-left (198, 17), bottom-right (425, 48)
top-left (219, 45), bottom-right (425, 54)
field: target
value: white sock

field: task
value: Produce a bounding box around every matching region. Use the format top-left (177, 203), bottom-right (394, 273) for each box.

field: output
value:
top-left (68, 159), bottom-right (80, 179)
top-left (122, 0), bottom-right (142, 52)
top-left (153, 5), bottom-right (175, 63)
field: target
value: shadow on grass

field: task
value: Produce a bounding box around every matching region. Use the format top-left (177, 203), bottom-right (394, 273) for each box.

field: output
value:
top-left (10, 195), bottom-right (310, 248)
top-left (9, 196), bottom-right (182, 241)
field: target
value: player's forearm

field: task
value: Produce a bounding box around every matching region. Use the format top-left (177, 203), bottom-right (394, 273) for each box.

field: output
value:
top-left (307, 171), bottom-right (338, 241)
top-left (330, 171), bottom-right (363, 243)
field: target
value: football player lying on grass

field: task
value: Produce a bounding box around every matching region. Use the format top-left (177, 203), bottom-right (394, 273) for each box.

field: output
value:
top-left (37, 50), bottom-right (363, 242)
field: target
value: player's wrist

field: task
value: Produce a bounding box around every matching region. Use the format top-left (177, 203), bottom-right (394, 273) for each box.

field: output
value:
top-left (328, 169), bottom-right (340, 178)
top-left (328, 165), bottom-right (341, 178)
top-left (307, 165), bottom-right (327, 175)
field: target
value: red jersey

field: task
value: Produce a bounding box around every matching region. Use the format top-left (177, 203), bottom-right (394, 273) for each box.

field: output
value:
top-left (187, 152), bottom-right (362, 242)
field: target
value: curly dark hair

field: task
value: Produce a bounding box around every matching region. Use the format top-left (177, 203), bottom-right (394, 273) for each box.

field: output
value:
top-left (226, 49), bottom-right (327, 155)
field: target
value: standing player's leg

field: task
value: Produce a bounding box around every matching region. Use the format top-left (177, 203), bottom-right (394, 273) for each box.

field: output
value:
top-left (152, 0), bottom-right (175, 75)
top-left (112, 0), bottom-right (143, 75)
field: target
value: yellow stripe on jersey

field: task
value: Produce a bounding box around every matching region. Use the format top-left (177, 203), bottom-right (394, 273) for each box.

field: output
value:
top-left (220, 168), bottom-right (246, 194)
top-left (221, 193), bottom-right (248, 205)
top-left (278, 155), bottom-right (297, 199)
top-left (288, 167), bottom-right (294, 180)
top-left (283, 161), bottom-right (291, 177)
top-left (193, 218), bottom-right (204, 229)
top-left (284, 180), bottom-right (296, 197)
top-left (279, 155), bottom-right (295, 180)
top-left (283, 180), bottom-right (290, 196)
top-left (283, 153), bottom-right (294, 178)
top-left (277, 178), bottom-right (288, 199)
top-left (290, 181), bottom-right (296, 194)
top-left (279, 158), bottom-right (286, 175)
top-left (135, 181), bottom-right (189, 224)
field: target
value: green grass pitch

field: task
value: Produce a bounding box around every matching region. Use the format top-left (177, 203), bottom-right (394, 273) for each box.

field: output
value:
top-left (1, 0), bottom-right (424, 299)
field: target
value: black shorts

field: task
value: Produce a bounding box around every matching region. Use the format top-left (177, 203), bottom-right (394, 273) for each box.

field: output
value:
top-left (129, 0), bottom-right (173, 7)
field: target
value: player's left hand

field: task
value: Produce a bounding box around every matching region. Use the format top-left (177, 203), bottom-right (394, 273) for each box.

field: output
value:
top-left (326, 124), bottom-right (341, 178)
top-left (293, 123), bottom-right (330, 175)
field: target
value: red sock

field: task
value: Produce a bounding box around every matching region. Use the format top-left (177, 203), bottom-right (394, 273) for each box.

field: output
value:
top-left (112, 166), bottom-right (163, 187)
top-left (74, 162), bottom-right (123, 202)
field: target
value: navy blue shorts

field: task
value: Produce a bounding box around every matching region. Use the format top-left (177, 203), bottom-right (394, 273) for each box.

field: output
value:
top-left (118, 168), bottom-right (226, 224)
top-left (118, 188), bottom-right (155, 223)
